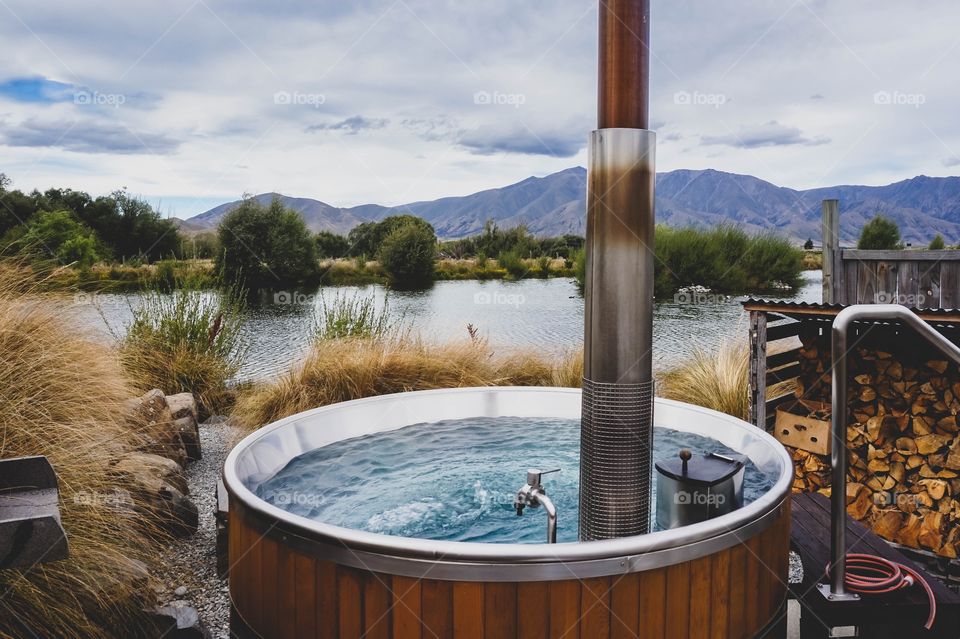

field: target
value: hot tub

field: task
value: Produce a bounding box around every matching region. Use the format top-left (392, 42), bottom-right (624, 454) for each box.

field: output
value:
top-left (224, 387), bottom-right (792, 638)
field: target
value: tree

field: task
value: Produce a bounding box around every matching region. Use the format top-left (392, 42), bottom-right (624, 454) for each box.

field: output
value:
top-left (857, 215), bottom-right (902, 250)
top-left (803, 238), bottom-right (814, 250)
top-left (315, 231), bottom-right (349, 258)
top-left (19, 210), bottom-right (100, 267)
top-left (347, 215), bottom-right (435, 258)
top-left (378, 223), bottom-right (437, 288)
top-left (216, 197), bottom-right (319, 289)
top-left (930, 234), bottom-right (946, 250)
top-left (0, 173), bottom-right (10, 192)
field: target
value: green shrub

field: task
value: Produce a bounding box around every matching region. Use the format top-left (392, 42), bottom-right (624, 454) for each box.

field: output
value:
top-left (315, 231), bottom-right (350, 258)
top-left (120, 284), bottom-right (247, 415)
top-left (572, 248), bottom-right (586, 293)
top-left (216, 197), bottom-right (319, 289)
top-left (314, 291), bottom-right (399, 340)
top-left (537, 255), bottom-right (551, 277)
top-left (378, 224), bottom-right (437, 288)
top-left (930, 234), bottom-right (946, 250)
top-left (857, 215), bottom-right (902, 250)
top-left (497, 250), bottom-right (527, 279)
top-left (17, 209), bottom-right (101, 267)
top-left (653, 225), bottom-right (802, 297)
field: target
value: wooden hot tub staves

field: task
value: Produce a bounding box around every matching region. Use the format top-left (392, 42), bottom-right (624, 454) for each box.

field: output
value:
top-left (228, 498), bottom-right (791, 639)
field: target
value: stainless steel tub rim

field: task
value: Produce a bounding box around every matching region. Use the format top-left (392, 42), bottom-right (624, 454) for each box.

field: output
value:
top-left (222, 387), bottom-right (792, 581)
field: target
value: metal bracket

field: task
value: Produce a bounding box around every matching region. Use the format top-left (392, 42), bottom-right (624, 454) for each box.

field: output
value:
top-left (817, 583), bottom-right (860, 602)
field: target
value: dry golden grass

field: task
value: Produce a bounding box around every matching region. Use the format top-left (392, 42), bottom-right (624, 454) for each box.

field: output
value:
top-left (0, 266), bottom-right (168, 639)
top-left (233, 337), bottom-right (583, 431)
top-left (659, 342), bottom-right (750, 420)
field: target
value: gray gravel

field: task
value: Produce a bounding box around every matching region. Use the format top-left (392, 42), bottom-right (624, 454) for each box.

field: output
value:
top-left (789, 550), bottom-right (803, 583)
top-left (158, 416), bottom-right (237, 639)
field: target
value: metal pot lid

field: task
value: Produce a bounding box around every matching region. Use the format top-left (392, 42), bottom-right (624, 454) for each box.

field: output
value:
top-left (655, 450), bottom-right (746, 487)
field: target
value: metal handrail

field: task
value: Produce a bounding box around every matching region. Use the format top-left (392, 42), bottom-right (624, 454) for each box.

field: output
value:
top-left (829, 304), bottom-right (960, 599)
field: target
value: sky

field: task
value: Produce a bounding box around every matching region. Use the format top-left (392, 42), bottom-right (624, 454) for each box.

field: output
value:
top-left (0, 0), bottom-right (959, 219)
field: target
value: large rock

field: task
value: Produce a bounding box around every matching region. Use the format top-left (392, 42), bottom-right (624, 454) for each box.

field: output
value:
top-left (111, 452), bottom-right (188, 495)
top-left (151, 600), bottom-right (211, 639)
top-left (124, 389), bottom-right (188, 467)
top-left (174, 416), bottom-right (202, 462)
top-left (112, 452), bottom-right (197, 537)
top-left (166, 393), bottom-right (199, 423)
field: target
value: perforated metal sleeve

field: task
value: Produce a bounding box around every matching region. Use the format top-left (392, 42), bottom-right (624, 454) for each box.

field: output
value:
top-left (579, 378), bottom-right (655, 540)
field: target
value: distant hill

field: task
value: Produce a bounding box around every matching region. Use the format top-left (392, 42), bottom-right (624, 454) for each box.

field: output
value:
top-left (186, 169), bottom-right (960, 244)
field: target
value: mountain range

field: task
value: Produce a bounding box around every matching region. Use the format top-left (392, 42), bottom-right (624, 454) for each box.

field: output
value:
top-left (180, 168), bottom-right (960, 245)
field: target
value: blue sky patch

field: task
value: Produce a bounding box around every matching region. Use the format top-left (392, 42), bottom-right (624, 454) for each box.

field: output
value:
top-left (0, 77), bottom-right (76, 104)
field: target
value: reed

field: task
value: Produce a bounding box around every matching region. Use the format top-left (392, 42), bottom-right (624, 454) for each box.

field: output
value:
top-left (233, 336), bottom-right (583, 431)
top-left (658, 342), bottom-right (750, 419)
top-left (119, 284), bottom-right (246, 416)
top-left (0, 265), bottom-right (169, 639)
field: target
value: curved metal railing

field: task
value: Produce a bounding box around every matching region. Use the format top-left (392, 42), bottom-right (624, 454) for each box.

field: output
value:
top-left (830, 304), bottom-right (960, 598)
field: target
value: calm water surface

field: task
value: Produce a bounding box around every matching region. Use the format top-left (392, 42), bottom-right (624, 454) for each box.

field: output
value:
top-left (73, 271), bottom-right (821, 382)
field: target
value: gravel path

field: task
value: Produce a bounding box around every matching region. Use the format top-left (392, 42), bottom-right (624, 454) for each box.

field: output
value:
top-left (158, 417), bottom-right (237, 639)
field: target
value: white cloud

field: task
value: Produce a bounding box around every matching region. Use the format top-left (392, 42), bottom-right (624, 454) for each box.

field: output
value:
top-left (0, 0), bottom-right (957, 217)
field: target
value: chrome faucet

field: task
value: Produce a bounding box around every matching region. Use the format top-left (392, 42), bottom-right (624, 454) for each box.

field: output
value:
top-left (514, 468), bottom-right (559, 543)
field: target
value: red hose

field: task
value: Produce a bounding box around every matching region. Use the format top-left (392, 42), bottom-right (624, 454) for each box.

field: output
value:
top-left (830, 553), bottom-right (937, 630)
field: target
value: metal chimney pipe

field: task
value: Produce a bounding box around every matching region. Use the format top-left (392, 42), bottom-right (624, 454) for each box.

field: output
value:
top-left (579, 0), bottom-right (656, 541)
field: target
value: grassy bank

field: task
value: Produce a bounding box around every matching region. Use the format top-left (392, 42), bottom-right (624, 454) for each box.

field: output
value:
top-left (233, 334), bottom-right (752, 433)
top-left (233, 336), bottom-right (583, 431)
top-left (40, 259), bottom-right (217, 292)
top-left (0, 267), bottom-right (170, 638)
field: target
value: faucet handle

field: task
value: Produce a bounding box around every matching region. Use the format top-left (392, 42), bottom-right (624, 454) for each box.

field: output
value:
top-left (527, 467), bottom-right (560, 487)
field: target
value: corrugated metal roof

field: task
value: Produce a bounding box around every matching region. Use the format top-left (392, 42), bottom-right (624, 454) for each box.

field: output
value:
top-left (742, 299), bottom-right (960, 323)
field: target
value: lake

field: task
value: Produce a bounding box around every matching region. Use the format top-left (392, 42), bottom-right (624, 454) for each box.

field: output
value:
top-left (73, 271), bottom-right (822, 382)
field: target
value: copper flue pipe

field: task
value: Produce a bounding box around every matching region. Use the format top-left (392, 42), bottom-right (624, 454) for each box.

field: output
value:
top-left (598, 0), bottom-right (650, 130)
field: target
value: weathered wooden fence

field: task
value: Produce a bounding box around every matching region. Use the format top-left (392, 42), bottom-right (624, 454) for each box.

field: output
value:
top-left (822, 199), bottom-right (960, 308)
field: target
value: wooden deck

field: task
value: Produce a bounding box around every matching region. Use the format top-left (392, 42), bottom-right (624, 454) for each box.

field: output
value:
top-left (790, 492), bottom-right (960, 637)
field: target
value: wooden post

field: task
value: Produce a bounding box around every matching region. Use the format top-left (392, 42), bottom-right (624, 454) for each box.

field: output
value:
top-left (822, 199), bottom-right (840, 304)
top-left (748, 311), bottom-right (768, 428)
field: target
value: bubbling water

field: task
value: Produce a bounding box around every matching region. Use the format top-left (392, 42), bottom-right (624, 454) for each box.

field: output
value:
top-left (255, 417), bottom-right (775, 543)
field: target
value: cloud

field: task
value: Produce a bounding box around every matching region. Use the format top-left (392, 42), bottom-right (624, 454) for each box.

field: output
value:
top-left (0, 77), bottom-right (76, 104)
top-left (944, 156), bottom-right (960, 168)
top-left (1, 119), bottom-right (180, 154)
top-left (458, 123), bottom-right (586, 158)
top-left (701, 121), bottom-right (831, 149)
top-left (307, 116), bottom-right (388, 134)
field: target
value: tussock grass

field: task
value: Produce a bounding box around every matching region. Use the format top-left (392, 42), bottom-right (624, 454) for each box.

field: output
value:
top-left (233, 337), bottom-right (582, 431)
top-left (119, 285), bottom-right (246, 416)
top-left (659, 342), bottom-right (750, 420)
top-left (0, 266), bottom-right (168, 639)
top-left (314, 291), bottom-right (399, 340)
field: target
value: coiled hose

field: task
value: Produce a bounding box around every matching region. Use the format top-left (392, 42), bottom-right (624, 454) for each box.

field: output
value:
top-left (831, 553), bottom-right (937, 630)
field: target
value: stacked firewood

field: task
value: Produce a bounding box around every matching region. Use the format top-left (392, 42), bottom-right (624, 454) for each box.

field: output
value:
top-left (788, 332), bottom-right (960, 558)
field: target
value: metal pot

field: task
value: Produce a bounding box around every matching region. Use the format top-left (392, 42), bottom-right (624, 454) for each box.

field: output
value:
top-left (655, 450), bottom-right (745, 530)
